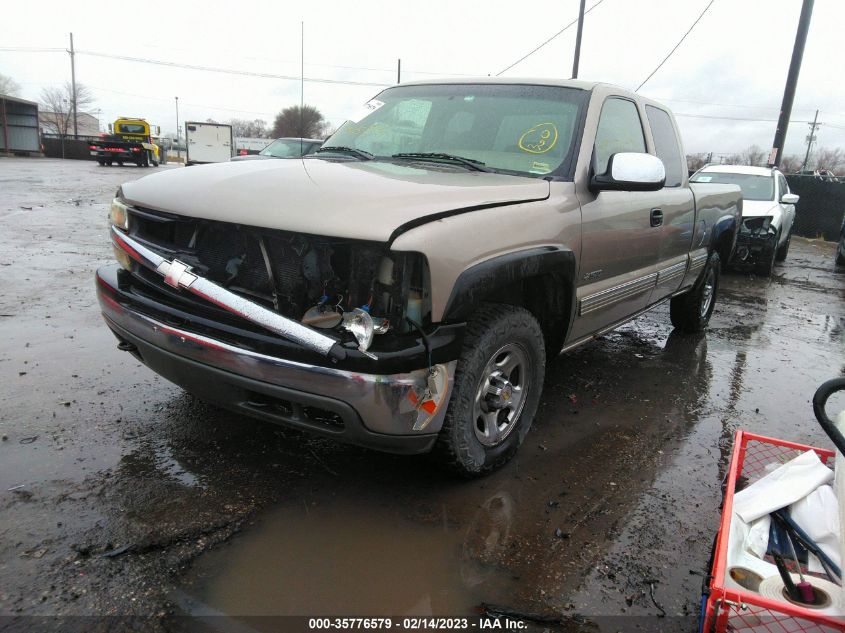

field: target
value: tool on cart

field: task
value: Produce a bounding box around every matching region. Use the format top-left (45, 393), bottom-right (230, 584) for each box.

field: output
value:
top-left (785, 530), bottom-right (816, 603)
top-left (772, 552), bottom-right (802, 602)
top-left (772, 508), bottom-right (842, 584)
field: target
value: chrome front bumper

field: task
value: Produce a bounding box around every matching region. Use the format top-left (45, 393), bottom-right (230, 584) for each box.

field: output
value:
top-left (96, 268), bottom-right (455, 451)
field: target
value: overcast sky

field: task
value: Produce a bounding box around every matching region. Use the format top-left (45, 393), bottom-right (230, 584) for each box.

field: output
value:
top-left (1, 0), bottom-right (842, 158)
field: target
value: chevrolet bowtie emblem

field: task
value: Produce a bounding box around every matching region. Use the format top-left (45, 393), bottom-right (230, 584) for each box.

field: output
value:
top-left (156, 259), bottom-right (197, 289)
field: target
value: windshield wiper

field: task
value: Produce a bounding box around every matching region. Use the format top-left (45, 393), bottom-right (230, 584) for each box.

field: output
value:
top-left (391, 152), bottom-right (492, 172)
top-left (314, 146), bottom-right (373, 160)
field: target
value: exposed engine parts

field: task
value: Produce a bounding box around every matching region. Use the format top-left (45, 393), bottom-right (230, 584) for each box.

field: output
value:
top-left (128, 210), bottom-right (430, 352)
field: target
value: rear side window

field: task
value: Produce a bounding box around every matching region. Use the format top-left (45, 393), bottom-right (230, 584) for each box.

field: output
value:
top-left (645, 105), bottom-right (683, 187)
top-left (594, 98), bottom-right (646, 175)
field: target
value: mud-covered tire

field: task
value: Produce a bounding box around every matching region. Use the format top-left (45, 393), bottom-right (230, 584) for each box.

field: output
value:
top-left (670, 251), bottom-right (720, 334)
top-left (775, 229), bottom-right (792, 262)
top-left (836, 241), bottom-right (845, 266)
top-left (433, 304), bottom-right (545, 477)
top-left (755, 230), bottom-right (779, 276)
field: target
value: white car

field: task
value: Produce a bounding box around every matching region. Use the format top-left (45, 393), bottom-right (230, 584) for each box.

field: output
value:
top-left (690, 165), bottom-right (799, 276)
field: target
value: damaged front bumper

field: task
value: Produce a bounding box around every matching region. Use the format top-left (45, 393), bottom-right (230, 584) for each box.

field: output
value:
top-left (96, 266), bottom-right (457, 454)
top-left (732, 216), bottom-right (777, 263)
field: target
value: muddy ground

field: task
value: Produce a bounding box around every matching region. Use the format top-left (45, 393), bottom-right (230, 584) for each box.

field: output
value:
top-left (1, 157), bottom-right (844, 632)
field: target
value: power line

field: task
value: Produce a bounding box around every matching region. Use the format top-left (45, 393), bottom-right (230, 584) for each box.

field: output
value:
top-left (674, 112), bottom-right (813, 123)
top-left (636, 0), bottom-right (715, 91)
top-left (495, 0), bottom-right (608, 76)
top-left (0, 45), bottom-right (474, 80)
top-left (75, 50), bottom-right (391, 87)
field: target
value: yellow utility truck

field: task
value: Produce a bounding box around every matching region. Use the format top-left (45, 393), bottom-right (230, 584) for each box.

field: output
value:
top-left (89, 117), bottom-right (160, 167)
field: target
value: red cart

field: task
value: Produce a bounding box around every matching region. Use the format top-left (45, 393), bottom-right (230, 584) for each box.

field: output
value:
top-left (702, 379), bottom-right (845, 633)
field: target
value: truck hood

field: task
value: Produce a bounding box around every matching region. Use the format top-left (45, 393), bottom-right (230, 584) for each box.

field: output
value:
top-left (121, 158), bottom-right (550, 243)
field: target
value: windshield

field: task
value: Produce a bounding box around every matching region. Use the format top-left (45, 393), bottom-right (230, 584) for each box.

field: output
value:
top-left (691, 171), bottom-right (774, 201)
top-left (260, 139), bottom-right (314, 158)
top-left (323, 84), bottom-right (588, 178)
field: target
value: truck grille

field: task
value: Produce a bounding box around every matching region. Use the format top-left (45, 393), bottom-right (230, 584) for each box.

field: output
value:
top-left (125, 206), bottom-right (403, 324)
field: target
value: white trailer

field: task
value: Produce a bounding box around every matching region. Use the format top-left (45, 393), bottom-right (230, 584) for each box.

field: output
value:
top-left (184, 122), bottom-right (234, 165)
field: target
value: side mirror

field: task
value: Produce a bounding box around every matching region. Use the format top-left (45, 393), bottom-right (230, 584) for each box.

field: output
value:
top-left (781, 193), bottom-right (799, 205)
top-left (590, 152), bottom-right (666, 193)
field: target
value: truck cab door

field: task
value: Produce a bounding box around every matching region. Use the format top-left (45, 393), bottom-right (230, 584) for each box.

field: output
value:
top-left (643, 105), bottom-right (696, 304)
top-left (568, 97), bottom-right (664, 342)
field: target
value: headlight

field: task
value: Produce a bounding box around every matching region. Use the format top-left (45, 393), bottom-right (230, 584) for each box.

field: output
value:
top-left (110, 198), bottom-right (129, 230)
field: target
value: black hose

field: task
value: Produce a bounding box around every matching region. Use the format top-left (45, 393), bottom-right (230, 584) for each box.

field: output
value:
top-left (812, 378), bottom-right (845, 455)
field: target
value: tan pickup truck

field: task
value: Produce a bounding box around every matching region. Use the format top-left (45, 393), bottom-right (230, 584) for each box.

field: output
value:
top-left (97, 78), bottom-right (741, 475)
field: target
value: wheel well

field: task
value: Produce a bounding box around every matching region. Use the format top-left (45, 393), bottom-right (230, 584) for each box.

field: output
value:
top-left (495, 274), bottom-right (572, 360)
top-left (714, 225), bottom-right (736, 264)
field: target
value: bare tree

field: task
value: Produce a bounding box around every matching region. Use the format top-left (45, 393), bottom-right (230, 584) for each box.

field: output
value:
top-left (779, 154), bottom-right (803, 174)
top-left (229, 118), bottom-right (270, 138)
top-left (686, 153), bottom-right (709, 172)
top-left (39, 82), bottom-right (95, 136)
top-left (0, 73), bottom-right (21, 97)
top-left (739, 145), bottom-right (767, 167)
top-left (272, 104), bottom-right (328, 139)
top-left (812, 147), bottom-right (845, 174)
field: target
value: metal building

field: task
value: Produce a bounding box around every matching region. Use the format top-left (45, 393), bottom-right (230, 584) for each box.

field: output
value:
top-left (1, 95), bottom-right (41, 156)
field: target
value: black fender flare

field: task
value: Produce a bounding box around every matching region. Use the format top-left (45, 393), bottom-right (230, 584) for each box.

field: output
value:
top-left (441, 247), bottom-right (577, 333)
top-left (712, 213), bottom-right (740, 260)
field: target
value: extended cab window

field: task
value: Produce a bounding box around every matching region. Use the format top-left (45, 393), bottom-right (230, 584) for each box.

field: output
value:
top-left (645, 105), bottom-right (683, 187)
top-left (593, 98), bottom-right (646, 175)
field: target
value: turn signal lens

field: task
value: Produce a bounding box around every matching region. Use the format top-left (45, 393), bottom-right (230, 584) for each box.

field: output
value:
top-left (110, 199), bottom-right (129, 230)
top-left (113, 244), bottom-right (132, 270)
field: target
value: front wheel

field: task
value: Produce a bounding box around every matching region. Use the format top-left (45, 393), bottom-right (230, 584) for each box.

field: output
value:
top-left (670, 251), bottom-right (720, 334)
top-left (434, 304), bottom-right (545, 477)
top-left (755, 230), bottom-right (779, 276)
top-left (775, 228), bottom-right (792, 262)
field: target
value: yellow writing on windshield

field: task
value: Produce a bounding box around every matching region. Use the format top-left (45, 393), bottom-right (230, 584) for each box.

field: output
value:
top-left (518, 123), bottom-right (558, 154)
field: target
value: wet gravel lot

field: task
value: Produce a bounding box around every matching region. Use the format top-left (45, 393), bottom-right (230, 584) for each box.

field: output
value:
top-left (1, 157), bottom-right (844, 632)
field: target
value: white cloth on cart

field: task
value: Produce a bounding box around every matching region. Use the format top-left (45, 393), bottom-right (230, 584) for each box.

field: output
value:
top-left (733, 449), bottom-right (833, 523)
top-left (789, 484), bottom-right (841, 573)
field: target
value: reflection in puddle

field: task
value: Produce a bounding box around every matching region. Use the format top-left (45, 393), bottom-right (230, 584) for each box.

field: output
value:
top-left (181, 493), bottom-right (516, 616)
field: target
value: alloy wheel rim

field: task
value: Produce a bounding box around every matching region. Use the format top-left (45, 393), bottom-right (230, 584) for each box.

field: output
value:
top-left (472, 343), bottom-right (531, 447)
top-left (700, 267), bottom-right (715, 318)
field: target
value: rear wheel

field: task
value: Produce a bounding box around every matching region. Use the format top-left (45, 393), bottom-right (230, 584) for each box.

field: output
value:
top-left (434, 304), bottom-right (545, 477)
top-left (97, 159), bottom-right (106, 166)
top-left (670, 251), bottom-right (720, 334)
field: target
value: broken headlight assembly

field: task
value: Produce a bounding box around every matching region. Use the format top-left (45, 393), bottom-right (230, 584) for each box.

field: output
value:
top-left (741, 216), bottom-right (774, 236)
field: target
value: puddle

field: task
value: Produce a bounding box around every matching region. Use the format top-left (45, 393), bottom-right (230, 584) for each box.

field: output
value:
top-left (181, 496), bottom-right (507, 616)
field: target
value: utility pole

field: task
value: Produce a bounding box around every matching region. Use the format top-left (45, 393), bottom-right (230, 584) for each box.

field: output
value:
top-left (801, 109), bottom-right (821, 171)
top-left (571, 0), bottom-right (586, 79)
top-left (768, 0), bottom-right (814, 167)
top-left (69, 32), bottom-right (78, 137)
top-left (175, 96), bottom-right (180, 161)
top-left (397, 58), bottom-right (401, 84)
